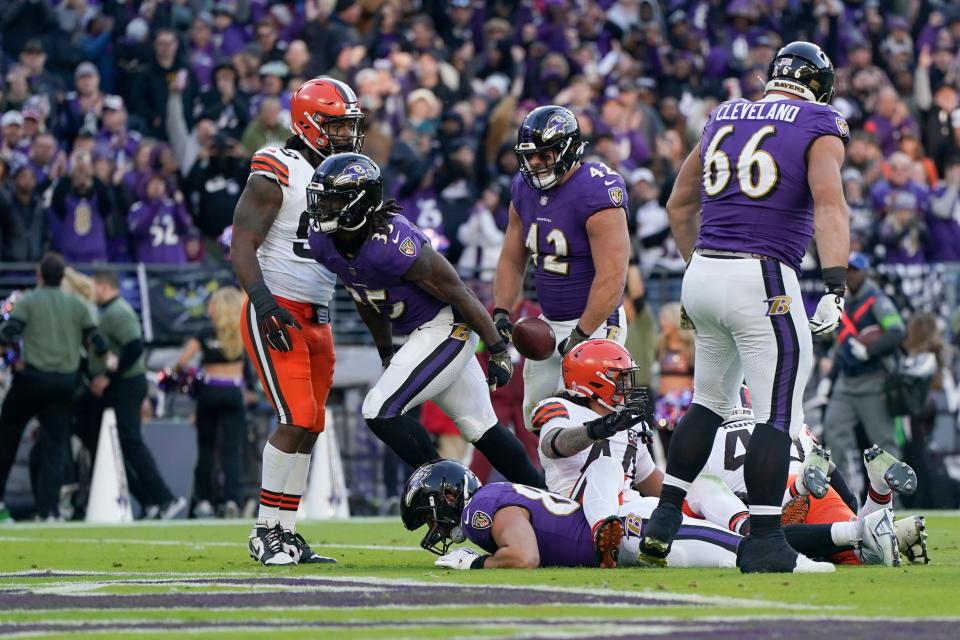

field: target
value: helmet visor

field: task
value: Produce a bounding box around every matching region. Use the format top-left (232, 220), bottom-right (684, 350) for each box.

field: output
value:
top-left (306, 184), bottom-right (363, 233)
top-left (609, 366), bottom-right (651, 413)
top-left (316, 112), bottom-right (365, 154)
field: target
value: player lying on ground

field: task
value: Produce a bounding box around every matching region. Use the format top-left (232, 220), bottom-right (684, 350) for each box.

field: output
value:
top-left (402, 459), bottom-right (762, 570)
top-left (306, 153), bottom-right (542, 487)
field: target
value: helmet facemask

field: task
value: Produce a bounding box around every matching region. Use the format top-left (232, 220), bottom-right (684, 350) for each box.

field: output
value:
top-left (306, 184), bottom-right (373, 233)
top-left (572, 364), bottom-right (648, 413)
top-left (409, 487), bottom-right (469, 555)
top-left (297, 109), bottom-right (365, 157)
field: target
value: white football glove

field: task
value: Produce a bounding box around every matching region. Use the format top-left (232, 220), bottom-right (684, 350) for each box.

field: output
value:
top-left (848, 337), bottom-right (870, 361)
top-left (434, 547), bottom-right (481, 570)
top-left (808, 294), bottom-right (844, 335)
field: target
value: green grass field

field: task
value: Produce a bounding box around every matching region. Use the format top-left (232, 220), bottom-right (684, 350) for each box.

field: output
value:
top-left (1, 514), bottom-right (959, 639)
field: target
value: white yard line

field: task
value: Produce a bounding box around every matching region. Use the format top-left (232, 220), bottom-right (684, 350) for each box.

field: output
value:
top-left (0, 536), bottom-right (420, 551)
top-left (2, 516), bottom-right (399, 530)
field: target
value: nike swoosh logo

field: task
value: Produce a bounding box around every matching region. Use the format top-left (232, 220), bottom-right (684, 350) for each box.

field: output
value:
top-left (604, 179), bottom-right (616, 185)
top-left (392, 232), bottom-right (401, 243)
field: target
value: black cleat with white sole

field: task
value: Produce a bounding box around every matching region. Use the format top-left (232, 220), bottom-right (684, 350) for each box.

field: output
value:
top-left (284, 530), bottom-right (337, 564)
top-left (249, 523), bottom-right (295, 566)
top-left (637, 503), bottom-right (683, 567)
top-left (737, 533), bottom-right (834, 574)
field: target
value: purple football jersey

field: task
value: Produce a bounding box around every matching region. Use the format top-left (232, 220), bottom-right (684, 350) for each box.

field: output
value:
top-left (511, 161), bottom-right (628, 322)
top-left (697, 97), bottom-right (850, 271)
top-left (461, 483), bottom-right (596, 568)
top-left (309, 214), bottom-right (445, 335)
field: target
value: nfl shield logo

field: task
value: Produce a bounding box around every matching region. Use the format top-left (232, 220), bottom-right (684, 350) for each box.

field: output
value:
top-left (836, 117), bottom-right (849, 137)
top-left (471, 510), bottom-right (492, 529)
top-left (399, 237), bottom-right (417, 256)
top-left (608, 186), bottom-right (624, 207)
top-left (540, 195), bottom-right (549, 206)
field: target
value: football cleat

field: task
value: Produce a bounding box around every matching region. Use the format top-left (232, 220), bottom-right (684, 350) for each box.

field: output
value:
top-left (800, 444), bottom-right (831, 499)
top-left (864, 445), bottom-right (917, 496)
top-left (857, 508), bottom-right (901, 567)
top-left (283, 530), bottom-right (337, 565)
top-left (637, 503), bottom-right (683, 567)
top-left (737, 534), bottom-right (835, 574)
top-left (160, 496), bottom-right (189, 520)
top-left (249, 523), bottom-right (296, 566)
top-left (781, 494), bottom-right (810, 526)
top-left (593, 516), bottom-right (625, 569)
top-left (193, 500), bottom-right (215, 519)
top-left (894, 515), bottom-right (929, 564)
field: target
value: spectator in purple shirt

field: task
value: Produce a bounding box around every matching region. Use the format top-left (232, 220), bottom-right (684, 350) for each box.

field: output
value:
top-left (188, 13), bottom-right (218, 89)
top-left (864, 87), bottom-right (917, 157)
top-left (926, 156), bottom-right (960, 263)
top-left (870, 152), bottom-right (931, 219)
top-left (212, 1), bottom-right (250, 58)
top-left (878, 190), bottom-right (929, 265)
top-left (96, 95), bottom-right (141, 169)
top-left (128, 175), bottom-right (193, 265)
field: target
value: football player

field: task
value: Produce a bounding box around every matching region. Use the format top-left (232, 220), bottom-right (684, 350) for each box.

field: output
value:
top-left (492, 106), bottom-right (631, 432)
top-left (534, 340), bottom-right (660, 504)
top-left (643, 41), bottom-right (851, 573)
top-left (306, 153), bottom-right (543, 488)
top-left (402, 459), bottom-right (744, 570)
top-left (232, 78), bottom-right (361, 566)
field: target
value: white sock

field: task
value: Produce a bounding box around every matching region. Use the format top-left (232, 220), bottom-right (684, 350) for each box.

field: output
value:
top-left (280, 453), bottom-right (311, 533)
top-left (793, 475), bottom-right (809, 496)
top-left (830, 520), bottom-right (861, 546)
top-left (579, 457), bottom-right (624, 531)
top-left (858, 485), bottom-right (893, 519)
top-left (257, 442), bottom-right (297, 526)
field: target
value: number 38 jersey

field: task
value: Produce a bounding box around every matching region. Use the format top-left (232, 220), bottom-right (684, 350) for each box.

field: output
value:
top-left (510, 161), bottom-right (628, 322)
top-left (698, 96), bottom-right (850, 272)
top-left (249, 146), bottom-right (336, 305)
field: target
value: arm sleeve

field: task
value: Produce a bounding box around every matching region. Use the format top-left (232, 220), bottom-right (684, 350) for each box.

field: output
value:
top-left (109, 338), bottom-right (144, 381)
top-left (49, 179), bottom-right (69, 219)
top-left (83, 326), bottom-right (108, 356)
top-left (581, 168), bottom-right (629, 221)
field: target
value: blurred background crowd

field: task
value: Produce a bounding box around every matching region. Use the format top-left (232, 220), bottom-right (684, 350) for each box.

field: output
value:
top-left (1, 0), bottom-right (960, 519)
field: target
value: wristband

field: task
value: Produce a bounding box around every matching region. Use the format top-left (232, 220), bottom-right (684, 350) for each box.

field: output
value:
top-left (246, 281), bottom-right (276, 312)
top-left (470, 554), bottom-right (489, 569)
top-left (492, 307), bottom-right (510, 318)
top-left (572, 324), bottom-right (589, 338)
top-left (822, 266), bottom-right (847, 296)
top-left (488, 339), bottom-right (508, 355)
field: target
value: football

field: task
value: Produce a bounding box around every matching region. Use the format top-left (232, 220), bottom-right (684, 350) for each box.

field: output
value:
top-left (859, 325), bottom-right (883, 346)
top-left (512, 317), bottom-right (556, 361)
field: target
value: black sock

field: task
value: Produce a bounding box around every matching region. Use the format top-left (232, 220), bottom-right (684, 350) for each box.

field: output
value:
top-left (828, 467), bottom-right (860, 513)
top-left (660, 403), bottom-right (724, 508)
top-left (744, 422), bottom-right (792, 536)
top-left (365, 415), bottom-right (439, 469)
top-left (473, 423), bottom-right (545, 488)
top-left (783, 524), bottom-right (851, 559)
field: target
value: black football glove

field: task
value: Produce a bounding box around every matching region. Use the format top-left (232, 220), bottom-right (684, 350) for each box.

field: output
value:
top-left (486, 340), bottom-right (513, 391)
top-left (557, 324), bottom-right (589, 356)
top-left (248, 282), bottom-right (302, 352)
top-left (584, 409), bottom-right (646, 441)
top-left (492, 307), bottom-right (514, 343)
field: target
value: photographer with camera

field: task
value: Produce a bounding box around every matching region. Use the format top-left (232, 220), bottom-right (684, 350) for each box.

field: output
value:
top-left (183, 129), bottom-right (248, 244)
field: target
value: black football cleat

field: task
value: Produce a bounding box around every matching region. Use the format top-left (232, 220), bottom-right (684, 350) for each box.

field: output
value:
top-left (737, 533), bottom-right (834, 574)
top-left (593, 516), bottom-right (625, 569)
top-left (249, 523), bottom-right (295, 566)
top-left (283, 530), bottom-right (337, 565)
top-left (637, 503), bottom-right (683, 567)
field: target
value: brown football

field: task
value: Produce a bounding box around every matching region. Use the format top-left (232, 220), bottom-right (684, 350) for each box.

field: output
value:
top-left (859, 325), bottom-right (883, 346)
top-left (512, 317), bottom-right (556, 361)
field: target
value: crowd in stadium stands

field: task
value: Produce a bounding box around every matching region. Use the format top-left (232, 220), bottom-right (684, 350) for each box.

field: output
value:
top-left (0, 0), bottom-right (959, 517)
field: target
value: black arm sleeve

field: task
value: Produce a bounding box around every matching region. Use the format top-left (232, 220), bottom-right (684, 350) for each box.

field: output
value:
top-left (50, 179), bottom-right (70, 219)
top-left (109, 338), bottom-right (144, 381)
top-left (0, 318), bottom-right (25, 344)
top-left (83, 326), bottom-right (109, 357)
top-left (828, 468), bottom-right (859, 513)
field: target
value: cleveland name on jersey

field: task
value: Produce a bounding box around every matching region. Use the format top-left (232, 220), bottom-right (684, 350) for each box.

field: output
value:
top-left (697, 97), bottom-right (850, 271)
top-left (511, 161), bottom-right (628, 322)
top-left (532, 397), bottom-right (656, 502)
top-left (249, 146), bottom-right (336, 305)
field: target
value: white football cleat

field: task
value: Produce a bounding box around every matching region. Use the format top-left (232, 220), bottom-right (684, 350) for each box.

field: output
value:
top-left (249, 522), bottom-right (296, 566)
top-left (894, 515), bottom-right (929, 564)
top-left (857, 509), bottom-right (901, 567)
top-left (863, 445), bottom-right (917, 495)
top-left (793, 553), bottom-right (836, 573)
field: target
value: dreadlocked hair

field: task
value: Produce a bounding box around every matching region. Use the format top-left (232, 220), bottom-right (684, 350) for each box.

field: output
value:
top-left (367, 199), bottom-right (404, 234)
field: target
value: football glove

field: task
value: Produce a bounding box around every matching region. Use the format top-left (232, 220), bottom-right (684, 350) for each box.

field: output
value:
top-left (435, 547), bottom-right (481, 570)
top-left (248, 282), bottom-right (302, 352)
top-left (848, 337), bottom-right (870, 361)
top-left (808, 293), bottom-right (844, 336)
top-left (491, 307), bottom-right (514, 343)
top-left (558, 324), bottom-right (589, 356)
top-left (487, 341), bottom-right (513, 391)
top-left (584, 409), bottom-right (646, 441)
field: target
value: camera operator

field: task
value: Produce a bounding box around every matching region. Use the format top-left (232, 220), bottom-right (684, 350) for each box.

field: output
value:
top-left (183, 131), bottom-right (248, 243)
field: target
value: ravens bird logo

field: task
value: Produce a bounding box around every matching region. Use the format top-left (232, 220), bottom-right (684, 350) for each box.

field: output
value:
top-left (333, 163), bottom-right (369, 187)
top-left (541, 113), bottom-right (568, 142)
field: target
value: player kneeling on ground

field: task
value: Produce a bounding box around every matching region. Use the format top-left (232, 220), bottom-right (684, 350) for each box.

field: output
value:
top-left (401, 459), bottom-right (757, 570)
top-left (306, 154), bottom-right (542, 487)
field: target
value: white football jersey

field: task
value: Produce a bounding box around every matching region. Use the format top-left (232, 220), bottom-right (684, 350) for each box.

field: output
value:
top-left (249, 146), bottom-right (335, 305)
top-left (535, 397), bottom-right (657, 501)
top-left (703, 417), bottom-right (809, 497)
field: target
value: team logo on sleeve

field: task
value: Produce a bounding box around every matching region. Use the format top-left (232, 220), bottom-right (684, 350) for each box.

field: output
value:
top-left (333, 163), bottom-right (369, 187)
top-left (608, 186), bottom-right (624, 207)
top-left (399, 237), bottom-right (417, 256)
top-left (541, 113), bottom-right (568, 142)
top-left (764, 295), bottom-right (793, 316)
top-left (471, 510), bottom-right (492, 529)
top-left (836, 117), bottom-right (849, 137)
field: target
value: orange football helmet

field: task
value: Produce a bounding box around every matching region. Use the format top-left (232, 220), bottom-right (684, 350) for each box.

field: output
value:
top-left (290, 77), bottom-right (364, 157)
top-left (562, 339), bottom-right (645, 411)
